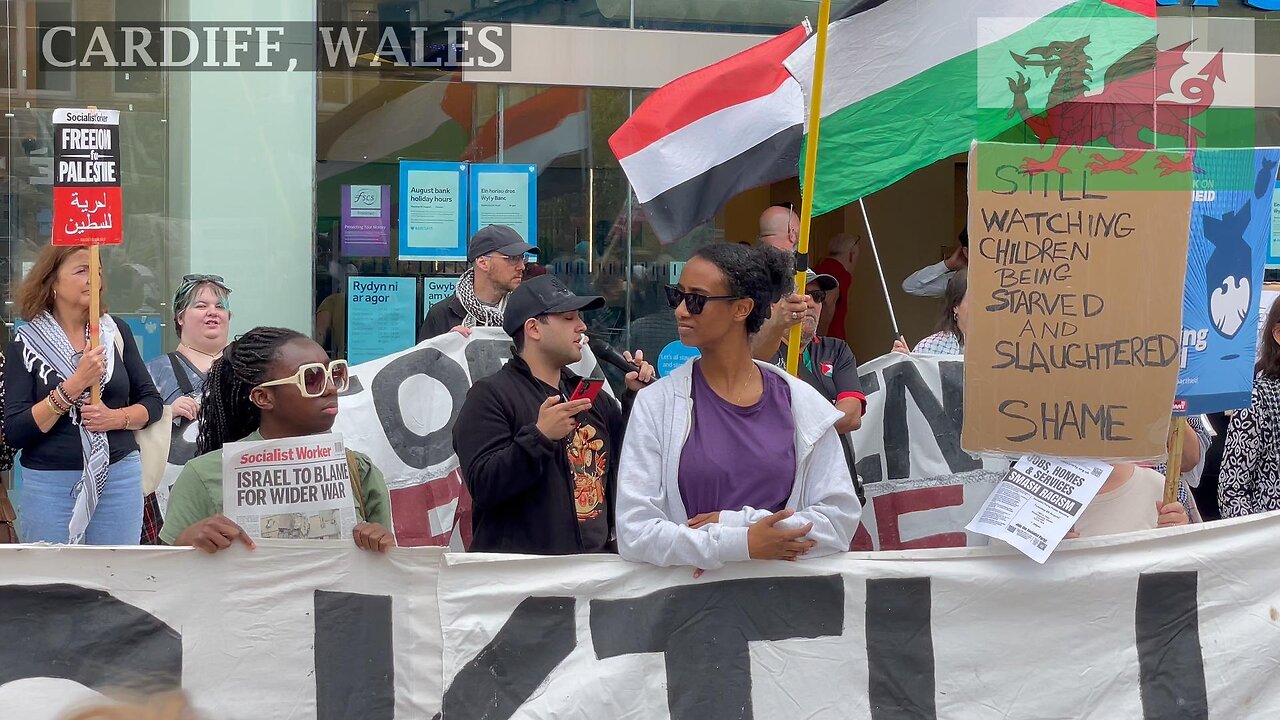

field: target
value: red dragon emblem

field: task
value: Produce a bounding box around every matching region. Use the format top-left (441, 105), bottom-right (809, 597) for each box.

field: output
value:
top-left (1007, 37), bottom-right (1225, 176)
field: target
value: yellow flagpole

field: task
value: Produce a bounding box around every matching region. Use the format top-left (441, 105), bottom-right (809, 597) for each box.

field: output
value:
top-left (787, 0), bottom-right (833, 377)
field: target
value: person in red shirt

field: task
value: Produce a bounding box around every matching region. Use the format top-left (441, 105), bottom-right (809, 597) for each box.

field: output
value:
top-left (814, 232), bottom-right (860, 340)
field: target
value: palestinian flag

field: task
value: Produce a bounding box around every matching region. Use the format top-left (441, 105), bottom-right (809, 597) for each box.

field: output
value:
top-left (609, 25), bottom-right (808, 243)
top-left (784, 0), bottom-right (1157, 215)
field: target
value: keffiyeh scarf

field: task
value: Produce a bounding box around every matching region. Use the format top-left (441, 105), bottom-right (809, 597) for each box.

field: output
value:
top-left (17, 312), bottom-right (118, 544)
top-left (455, 268), bottom-right (507, 329)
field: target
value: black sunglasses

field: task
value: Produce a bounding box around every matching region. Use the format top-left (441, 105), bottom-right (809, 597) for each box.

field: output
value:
top-left (664, 285), bottom-right (741, 315)
top-left (809, 290), bottom-right (827, 305)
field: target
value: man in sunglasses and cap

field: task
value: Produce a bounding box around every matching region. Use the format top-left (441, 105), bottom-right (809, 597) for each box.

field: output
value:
top-left (452, 275), bottom-right (654, 555)
top-left (419, 224), bottom-right (537, 342)
top-left (772, 270), bottom-right (867, 502)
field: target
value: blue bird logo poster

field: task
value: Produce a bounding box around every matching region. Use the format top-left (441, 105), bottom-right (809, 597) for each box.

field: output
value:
top-left (1176, 148), bottom-right (1280, 414)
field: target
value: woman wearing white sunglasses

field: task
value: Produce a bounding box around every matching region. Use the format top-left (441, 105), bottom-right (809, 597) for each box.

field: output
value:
top-left (159, 327), bottom-right (394, 553)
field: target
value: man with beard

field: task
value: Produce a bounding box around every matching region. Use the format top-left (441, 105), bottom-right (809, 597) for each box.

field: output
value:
top-left (419, 224), bottom-right (536, 341)
top-left (773, 270), bottom-right (867, 501)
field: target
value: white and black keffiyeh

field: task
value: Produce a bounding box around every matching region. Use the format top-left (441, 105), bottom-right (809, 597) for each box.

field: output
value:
top-left (455, 268), bottom-right (507, 329)
top-left (16, 312), bottom-right (118, 544)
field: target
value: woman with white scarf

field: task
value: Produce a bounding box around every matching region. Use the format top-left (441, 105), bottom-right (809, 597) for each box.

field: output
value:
top-left (4, 246), bottom-right (162, 544)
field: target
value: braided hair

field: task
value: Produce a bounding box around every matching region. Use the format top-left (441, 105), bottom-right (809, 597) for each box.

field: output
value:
top-left (197, 327), bottom-right (306, 455)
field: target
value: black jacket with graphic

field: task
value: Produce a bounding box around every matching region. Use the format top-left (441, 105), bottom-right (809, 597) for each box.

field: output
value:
top-left (452, 354), bottom-right (630, 555)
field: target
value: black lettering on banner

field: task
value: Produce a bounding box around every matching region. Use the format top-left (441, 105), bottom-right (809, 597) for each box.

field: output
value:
top-left (435, 597), bottom-right (576, 720)
top-left (372, 347), bottom-right (468, 469)
top-left (866, 578), bottom-right (936, 720)
top-left (0, 584), bottom-right (181, 692)
top-left (590, 576), bottom-right (844, 720)
top-left (857, 454), bottom-right (884, 486)
top-left (314, 590), bottom-right (394, 720)
top-left (856, 369), bottom-right (883, 484)
top-left (167, 417), bottom-right (198, 466)
top-left (464, 338), bottom-right (512, 382)
top-left (1136, 572), bottom-right (1208, 720)
top-left (883, 361), bottom-right (978, 480)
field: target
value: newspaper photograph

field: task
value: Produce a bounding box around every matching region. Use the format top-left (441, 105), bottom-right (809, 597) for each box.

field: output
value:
top-left (221, 433), bottom-right (358, 540)
top-left (966, 455), bottom-right (1112, 564)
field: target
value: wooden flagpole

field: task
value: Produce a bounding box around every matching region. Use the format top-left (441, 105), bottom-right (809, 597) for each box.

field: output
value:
top-left (786, 0), bottom-right (833, 376)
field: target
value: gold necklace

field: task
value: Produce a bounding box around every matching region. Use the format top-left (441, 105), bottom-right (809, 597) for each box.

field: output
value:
top-left (180, 342), bottom-right (223, 360)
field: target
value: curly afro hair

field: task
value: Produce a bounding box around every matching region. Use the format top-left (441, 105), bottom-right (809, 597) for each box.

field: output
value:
top-left (691, 243), bottom-right (794, 335)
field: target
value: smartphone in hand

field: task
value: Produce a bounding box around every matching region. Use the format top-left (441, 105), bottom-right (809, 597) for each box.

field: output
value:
top-left (569, 378), bottom-right (605, 404)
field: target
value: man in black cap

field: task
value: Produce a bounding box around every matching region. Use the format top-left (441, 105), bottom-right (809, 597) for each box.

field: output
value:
top-left (452, 274), bottom-right (655, 555)
top-left (773, 269), bottom-right (867, 502)
top-left (419, 224), bottom-right (537, 341)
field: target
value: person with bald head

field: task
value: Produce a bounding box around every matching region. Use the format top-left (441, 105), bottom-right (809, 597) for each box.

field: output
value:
top-left (749, 204), bottom-right (808, 361)
top-left (758, 204), bottom-right (800, 252)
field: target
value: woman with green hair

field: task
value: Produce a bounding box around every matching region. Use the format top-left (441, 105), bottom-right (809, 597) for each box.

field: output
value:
top-left (140, 274), bottom-right (232, 543)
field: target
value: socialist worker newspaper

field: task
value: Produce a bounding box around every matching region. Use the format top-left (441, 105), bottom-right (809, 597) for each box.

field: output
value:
top-left (221, 433), bottom-right (358, 540)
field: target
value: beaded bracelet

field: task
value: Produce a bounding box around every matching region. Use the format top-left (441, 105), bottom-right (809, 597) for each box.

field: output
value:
top-left (54, 383), bottom-right (75, 409)
top-left (46, 395), bottom-right (68, 416)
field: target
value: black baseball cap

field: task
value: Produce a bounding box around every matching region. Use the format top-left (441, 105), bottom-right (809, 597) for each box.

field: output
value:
top-left (467, 224), bottom-right (538, 263)
top-left (805, 269), bottom-right (838, 292)
top-left (503, 275), bottom-right (604, 336)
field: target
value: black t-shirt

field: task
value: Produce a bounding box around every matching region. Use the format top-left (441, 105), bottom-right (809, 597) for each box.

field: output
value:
top-left (773, 337), bottom-right (865, 477)
top-left (4, 318), bottom-right (163, 470)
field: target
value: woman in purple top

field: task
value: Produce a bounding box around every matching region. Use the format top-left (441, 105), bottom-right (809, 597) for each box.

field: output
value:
top-left (616, 244), bottom-right (862, 570)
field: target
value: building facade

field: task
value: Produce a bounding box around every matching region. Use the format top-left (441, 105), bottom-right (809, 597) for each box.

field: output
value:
top-left (2, 0), bottom-right (1278, 365)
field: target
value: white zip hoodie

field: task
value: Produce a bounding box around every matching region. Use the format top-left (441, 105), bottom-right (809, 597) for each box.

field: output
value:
top-left (617, 358), bottom-right (863, 569)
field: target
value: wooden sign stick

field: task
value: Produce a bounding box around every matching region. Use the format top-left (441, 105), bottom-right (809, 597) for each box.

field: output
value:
top-left (86, 105), bottom-right (102, 405)
top-left (1163, 416), bottom-right (1186, 506)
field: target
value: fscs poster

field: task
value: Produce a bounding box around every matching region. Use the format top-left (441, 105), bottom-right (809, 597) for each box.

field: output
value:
top-left (52, 108), bottom-right (122, 246)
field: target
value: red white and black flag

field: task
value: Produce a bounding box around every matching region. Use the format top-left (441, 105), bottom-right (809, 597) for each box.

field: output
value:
top-left (609, 26), bottom-right (807, 244)
top-left (52, 107), bottom-right (123, 246)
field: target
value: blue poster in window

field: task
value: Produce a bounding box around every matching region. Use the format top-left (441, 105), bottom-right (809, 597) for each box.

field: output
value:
top-left (469, 163), bottom-right (538, 247)
top-left (120, 315), bottom-right (163, 363)
top-left (346, 277), bottom-right (418, 365)
top-left (1176, 148), bottom-right (1280, 414)
top-left (398, 161), bottom-right (468, 261)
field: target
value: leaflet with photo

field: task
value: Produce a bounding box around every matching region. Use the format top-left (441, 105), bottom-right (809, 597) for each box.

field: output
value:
top-left (966, 455), bottom-right (1112, 563)
top-left (222, 433), bottom-right (357, 541)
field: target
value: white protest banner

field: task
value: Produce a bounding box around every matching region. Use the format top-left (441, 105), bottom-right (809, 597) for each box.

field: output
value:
top-left (332, 327), bottom-right (606, 546)
top-left (0, 543), bottom-right (445, 720)
top-left (6, 515), bottom-right (1280, 718)
top-left (966, 455), bottom-right (1112, 563)
top-left (849, 352), bottom-right (1006, 550)
top-left (222, 433), bottom-right (357, 540)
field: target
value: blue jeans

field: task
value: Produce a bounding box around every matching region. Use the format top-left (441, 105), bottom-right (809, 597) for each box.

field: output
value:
top-left (18, 452), bottom-right (143, 545)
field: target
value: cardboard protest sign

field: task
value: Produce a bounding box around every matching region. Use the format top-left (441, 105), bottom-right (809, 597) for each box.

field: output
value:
top-left (222, 434), bottom-right (358, 540)
top-left (9, 516), bottom-right (1280, 718)
top-left (52, 108), bottom-right (122, 246)
top-left (964, 142), bottom-right (1193, 460)
top-left (1176, 148), bottom-right (1280, 414)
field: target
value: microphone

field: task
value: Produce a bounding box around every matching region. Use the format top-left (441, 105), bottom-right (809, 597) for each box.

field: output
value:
top-left (587, 336), bottom-right (649, 380)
